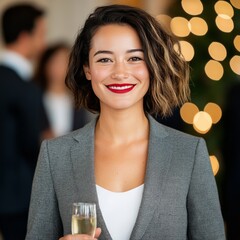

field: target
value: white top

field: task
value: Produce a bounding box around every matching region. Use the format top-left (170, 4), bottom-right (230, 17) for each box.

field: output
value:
top-left (43, 92), bottom-right (73, 137)
top-left (96, 184), bottom-right (144, 240)
top-left (0, 49), bottom-right (33, 80)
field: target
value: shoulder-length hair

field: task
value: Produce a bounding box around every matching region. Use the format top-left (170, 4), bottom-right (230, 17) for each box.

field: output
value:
top-left (66, 4), bottom-right (190, 117)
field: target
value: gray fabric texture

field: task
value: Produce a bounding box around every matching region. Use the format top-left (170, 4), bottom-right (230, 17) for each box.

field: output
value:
top-left (26, 115), bottom-right (226, 240)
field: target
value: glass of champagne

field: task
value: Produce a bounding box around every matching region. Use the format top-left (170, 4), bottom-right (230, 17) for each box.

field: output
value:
top-left (71, 202), bottom-right (97, 237)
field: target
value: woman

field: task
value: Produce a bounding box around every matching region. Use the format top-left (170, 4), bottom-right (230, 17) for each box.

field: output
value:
top-left (26, 4), bottom-right (226, 240)
top-left (34, 43), bottom-right (94, 138)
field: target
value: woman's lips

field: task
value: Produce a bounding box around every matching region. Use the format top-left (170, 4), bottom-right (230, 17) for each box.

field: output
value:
top-left (106, 84), bottom-right (136, 94)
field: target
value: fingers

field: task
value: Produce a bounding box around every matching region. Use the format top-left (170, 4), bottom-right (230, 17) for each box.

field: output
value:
top-left (94, 228), bottom-right (102, 239)
top-left (59, 228), bottom-right (102, 240)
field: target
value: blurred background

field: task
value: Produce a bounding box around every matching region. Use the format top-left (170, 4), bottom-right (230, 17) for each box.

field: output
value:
top-left (1, 0), bottom-right (240, 239)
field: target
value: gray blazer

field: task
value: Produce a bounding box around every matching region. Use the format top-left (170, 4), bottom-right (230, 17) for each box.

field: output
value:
top-left (26, 115), bottom-right (225, 240)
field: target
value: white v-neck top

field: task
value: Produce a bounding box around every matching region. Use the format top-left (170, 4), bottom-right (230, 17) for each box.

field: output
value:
top-left (96, 184), bottom-right (144, 240)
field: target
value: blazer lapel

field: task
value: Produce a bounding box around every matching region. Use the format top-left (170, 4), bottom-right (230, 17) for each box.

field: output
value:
top-left (130, 116), bottom-right (173, 240)
top-left (70, 119), bottom-right (112, 240)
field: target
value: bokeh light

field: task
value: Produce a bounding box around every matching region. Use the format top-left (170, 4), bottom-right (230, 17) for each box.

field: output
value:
top-left (181, 0), bottom-right (203, 16)
top-left (193, 111), bottom-right (212, 134)
top-left (180, 102), bottom-right (199, 124)
top-left (214, 1), bottom-right (234, 19)
top-left (210, 155), bottom-right (220, 176)
top-left (156, 14), bottom-right (172, 33)
top-left (188, 17), bottom-right (208, 36)
top-left (208, 42), bottom-right (227, 61)
top-left (215, 16), bottom-right (234, 33)
top-left (230, 0), bottom-right (240, 9)
top-left (205, 60), bottom-right (224, 80)
top-left (204, 103), bottom-right (222, 124)
top-left (229, 55), bottom-right (240, 75)
top-left (233, 35), bottom-right (240, 52)
top-left (175, 40), bottom-right (195, 61)
top-left (170, 17), bottom-right (190, 37)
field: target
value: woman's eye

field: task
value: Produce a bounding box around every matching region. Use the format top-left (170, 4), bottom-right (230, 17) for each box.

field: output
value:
top-left (97, 58), bottom-right (111, 63)
top-left (129, 56), bottom-right (142, 62)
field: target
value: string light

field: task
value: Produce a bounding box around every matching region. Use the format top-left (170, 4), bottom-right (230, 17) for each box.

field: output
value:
top-left (214, 1), bottom-right (234, 19)
top-left (188, 17), bottom-right (208, 36)
top-left (210, 155), bottom-right (220, 176)
top-left (230, 0), bottom-right (240, 9)
top-left (175, 40), bottom-right (195, 61)
top-left (205, 60), bottom-right (224, 80)
top-left (229, 55), bottom-right (240, 75)
top-left (215, 15), bottom-right (234, 33)
top-left (204, 103), bottom-right (222, 124)
top-left (180, 102), bottom-right (199, 124)
top-left (170, 17), bottom-right (190, 37)
top-left (193, 111), bottom-right (212, 134)
top-left (233, 35), bottom-right (240, 52)
top-left (181, 0), bottom-right (203, 15)
top-left (208, 42), bottom-right (227, 61)
top-left (180, 102), bottom-right (222, 134)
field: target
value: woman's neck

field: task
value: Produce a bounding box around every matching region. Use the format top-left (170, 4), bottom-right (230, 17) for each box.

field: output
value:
top-left (96, 108), bottom-right (149, 144)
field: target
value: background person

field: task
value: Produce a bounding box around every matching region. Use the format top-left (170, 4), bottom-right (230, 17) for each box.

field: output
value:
top-left (34, 42), bottom-right (95, 138)
top-left (0, 4), bottom-right (48, 240)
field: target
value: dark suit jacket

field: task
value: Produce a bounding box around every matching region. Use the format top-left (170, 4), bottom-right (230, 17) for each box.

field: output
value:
top-left (0, 65), bottom-right (47, 214)
top-left (26, 115), bottom-right (225, 239)
top-left (222, 84), bottom-right (240, 239)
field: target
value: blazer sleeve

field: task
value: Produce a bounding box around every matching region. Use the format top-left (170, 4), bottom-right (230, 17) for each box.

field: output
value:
top-left (187, 138), bottom-right (226, 240)
top-left (26, 140), bottom-right (63, 240)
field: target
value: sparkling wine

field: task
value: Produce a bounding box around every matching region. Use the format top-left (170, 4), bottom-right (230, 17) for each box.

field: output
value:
top-left (71, 215), bottom-right (97, 236)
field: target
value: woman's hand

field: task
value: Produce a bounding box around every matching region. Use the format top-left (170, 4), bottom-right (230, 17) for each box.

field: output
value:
top-left (59, 228), bottom-right (101, 240)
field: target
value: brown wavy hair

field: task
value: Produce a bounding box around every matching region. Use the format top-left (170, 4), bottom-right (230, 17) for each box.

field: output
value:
top-left (66, 4), bottom-right (190, 117)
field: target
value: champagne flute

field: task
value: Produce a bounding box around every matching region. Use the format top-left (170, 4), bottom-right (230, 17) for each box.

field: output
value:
top-left (71, 202), bottom-right (97, 237)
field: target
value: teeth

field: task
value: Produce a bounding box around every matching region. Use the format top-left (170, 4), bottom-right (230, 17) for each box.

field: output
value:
top-left (108, 85), bottom-right (133, 90)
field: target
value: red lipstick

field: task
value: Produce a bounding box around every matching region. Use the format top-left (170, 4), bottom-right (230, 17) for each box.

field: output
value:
top-left (106, 84), bottom-right (135, 94)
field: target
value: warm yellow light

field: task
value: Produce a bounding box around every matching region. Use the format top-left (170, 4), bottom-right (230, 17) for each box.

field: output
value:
top-left (230, 55), bottom-right (240, 75)
top-left (210, 155), bottom-right (220, 176)
top-left (205, 60), bottom-right (224, 81)
top-left (230, 0), bottom-right (240, 9)
top-left (214, 1), bottom-right (234, 19)
top-left (204, 103), bottom-right (222, 124)
top-left (233, 35), bottom-right (240, 52)
top-left (188, 17), bottom-right (208, 36)
top-left (156, 14), bottom-right (172, 33)
top-left (181, 0), bottom-right (203, 16)
top-left (193, 111), bottom-right (212, 134)
top-left (208, 42), bottom-right (227, 61)
top-left (215, 16), bottom-right (234, 33)
top-left (175, 40), bottom-right (195, 62)
top-left (180, 102), bottom-right (199, 124)
top-left (170, 17), bottom-right (190, 37)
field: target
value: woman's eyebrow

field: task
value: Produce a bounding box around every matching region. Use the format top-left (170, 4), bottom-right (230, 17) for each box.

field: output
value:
top-left (94, 50), bottom-right (113, 56)
top-left (93, 49), bottom-right (143, 56)
top-left (126, 49), bottom-right (143, 53)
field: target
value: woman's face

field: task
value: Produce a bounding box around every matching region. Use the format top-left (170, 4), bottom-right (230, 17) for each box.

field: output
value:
top-left (84, 24), bottom-right (150, 112)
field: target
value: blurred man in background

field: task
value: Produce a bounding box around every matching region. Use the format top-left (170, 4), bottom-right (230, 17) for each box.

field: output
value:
top-left (0, 4), bottom-right (48, 239)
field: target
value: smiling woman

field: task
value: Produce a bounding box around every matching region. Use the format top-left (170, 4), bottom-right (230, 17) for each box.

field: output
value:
top-left (26, 4), bottom-right (226, 240)
top-left (83, 24), bottom-right (150, 112)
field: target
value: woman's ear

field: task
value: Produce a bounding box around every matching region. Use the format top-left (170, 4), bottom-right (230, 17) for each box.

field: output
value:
top-left (83, 65), bottom-right (91, 80)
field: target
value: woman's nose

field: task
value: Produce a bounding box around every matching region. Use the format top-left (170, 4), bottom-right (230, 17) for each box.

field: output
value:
top-left (111, 62), bottom-right (129, 80)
